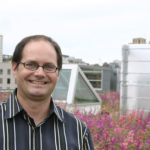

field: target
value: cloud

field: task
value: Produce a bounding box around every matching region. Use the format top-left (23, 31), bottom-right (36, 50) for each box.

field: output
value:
top-left (1, 0), bottom-right (150, 64)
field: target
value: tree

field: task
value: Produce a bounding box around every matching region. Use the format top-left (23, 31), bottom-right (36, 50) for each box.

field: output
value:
top-left (102, 62), bottom-right (110, 67)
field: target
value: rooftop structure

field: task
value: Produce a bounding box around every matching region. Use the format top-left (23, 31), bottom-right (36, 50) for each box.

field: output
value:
top-left (132, 37), bottom-right (146, 44)
top-left (120, 42), bottom-right (150, 114)
top-left (53, 64), bottom-right (101, 112)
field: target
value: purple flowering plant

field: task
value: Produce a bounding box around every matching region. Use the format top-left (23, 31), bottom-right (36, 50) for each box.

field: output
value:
top-left (74, 92), bottom-right (150, 150)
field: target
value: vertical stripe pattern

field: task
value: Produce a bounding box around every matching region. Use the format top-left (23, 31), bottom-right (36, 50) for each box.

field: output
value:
top-left (0, 89), bottom-right (94, 150)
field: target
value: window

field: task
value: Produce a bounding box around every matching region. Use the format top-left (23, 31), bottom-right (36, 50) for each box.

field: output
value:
top-left (52, 64), bottom-right (101, 104)
top-left (74, 73), bottom-right (98, 103)
top-left (52, 69), bottom-right (71, 100)
top-left (7, 78), bottom-right (11, 84)
top-left (0, 78), bottom-right (2, 84)
top-left (0, 69), bottom-right (3, 75)
top-left (7, 69), bottom-right (11, 75)
top-left (90, 81), bottom-right (101, 88)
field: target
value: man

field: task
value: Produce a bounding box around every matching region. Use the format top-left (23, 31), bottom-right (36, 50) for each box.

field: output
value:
top-left (0, 35), bottom-right (94, 150)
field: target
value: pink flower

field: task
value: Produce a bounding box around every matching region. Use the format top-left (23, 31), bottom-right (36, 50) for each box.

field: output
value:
top-left (113, 127), bottom-right (123, 134)
top-left (146, 121), bottom-right (150, 129)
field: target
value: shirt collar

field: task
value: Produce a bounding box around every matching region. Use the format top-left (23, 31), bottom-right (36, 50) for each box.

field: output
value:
top-left (51, 99), bottom-right (64, 122)
top-left (4, 89), bottom-right (23, 119)
top-left (4, 89), bottom-right (64, 122)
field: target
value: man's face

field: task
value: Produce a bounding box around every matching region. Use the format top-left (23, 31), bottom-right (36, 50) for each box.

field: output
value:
top-left (12, 40), bottom-right (59, 101)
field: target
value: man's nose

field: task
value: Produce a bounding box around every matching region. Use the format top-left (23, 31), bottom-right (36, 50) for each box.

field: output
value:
top-left (34, 66), bottom-right (46, 76)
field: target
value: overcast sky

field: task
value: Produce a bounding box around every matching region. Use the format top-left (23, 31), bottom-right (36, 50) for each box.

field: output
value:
top-left (1, 0), bottom-right (150, 64)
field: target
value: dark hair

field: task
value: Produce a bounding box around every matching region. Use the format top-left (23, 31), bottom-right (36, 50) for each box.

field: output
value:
top-left (12, 35), bottom-right (62, 70)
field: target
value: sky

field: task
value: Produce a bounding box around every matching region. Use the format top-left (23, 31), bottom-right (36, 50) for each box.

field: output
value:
top-left (1, 0), bottom-right (150, 65)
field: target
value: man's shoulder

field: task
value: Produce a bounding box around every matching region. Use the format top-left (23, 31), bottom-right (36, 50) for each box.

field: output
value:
top-left (0, 100), bottom-right (7, 107)
top-left (55, 104), bottom-right (87, 128)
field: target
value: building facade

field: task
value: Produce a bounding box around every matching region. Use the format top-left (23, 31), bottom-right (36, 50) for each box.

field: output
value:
top-left (132, 38), bottom-right (146, 44)
top-left (0, 62), bottom-right (16, 91)
top-left (0, 35), bottom-right (16, 91)
top-left (79, 64), bottom-right (119, 92)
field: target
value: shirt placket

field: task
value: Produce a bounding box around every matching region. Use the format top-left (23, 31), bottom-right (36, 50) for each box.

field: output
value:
top-left (22, 112), bottom-right (38, 150)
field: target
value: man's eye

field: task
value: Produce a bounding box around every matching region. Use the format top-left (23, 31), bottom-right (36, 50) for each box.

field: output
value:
top-left (44, 65), bottom-right (55, 69)
top-left (26, 63), bottom-right (37, 67)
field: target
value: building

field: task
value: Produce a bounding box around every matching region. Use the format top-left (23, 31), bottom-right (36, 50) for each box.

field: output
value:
top-left (0, 36), bottom-right (16, 91)
top-left (0, 62), bottom-right (16, 90)
top-left (120, 42), bottom-right (150, 114)
top-left (132, 37), bottom-right (146, 44)
top-left (62, 54), bottom-right (87, 64)
top-left (80, 63), bottom-right (120, 92)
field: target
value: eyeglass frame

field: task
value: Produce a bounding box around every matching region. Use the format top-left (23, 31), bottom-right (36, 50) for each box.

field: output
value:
top-left (17, 62), bottom-right (59, 73)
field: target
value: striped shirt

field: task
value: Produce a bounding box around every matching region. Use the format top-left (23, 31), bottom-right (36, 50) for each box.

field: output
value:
top-left (0, 89), bottom-right (94, 150)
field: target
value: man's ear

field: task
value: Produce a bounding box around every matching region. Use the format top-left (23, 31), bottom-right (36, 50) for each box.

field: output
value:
top-left (12, 61), bottom-right (18, 78)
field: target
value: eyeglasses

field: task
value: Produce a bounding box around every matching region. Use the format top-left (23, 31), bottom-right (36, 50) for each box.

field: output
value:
top-left (18, 62), bottom-right (58, 73)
